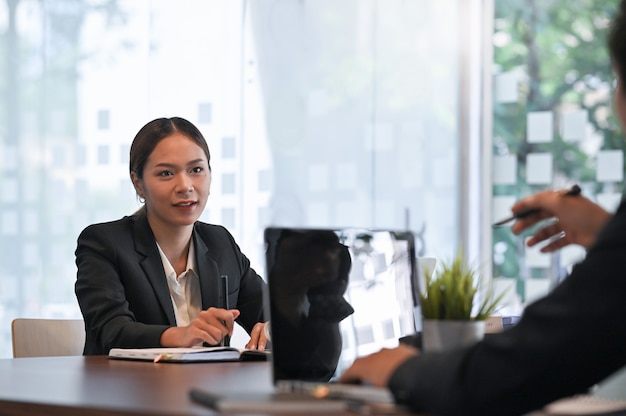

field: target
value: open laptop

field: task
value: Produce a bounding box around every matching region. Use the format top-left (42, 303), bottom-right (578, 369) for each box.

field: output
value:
top-left (263, 227), bottom-right (422, 404)
top-left (189, 227), bottom-right (422, 412)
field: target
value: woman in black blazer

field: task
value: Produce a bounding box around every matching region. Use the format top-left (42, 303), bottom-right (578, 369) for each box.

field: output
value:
top-left (75, 117), bottom-right (267, 355)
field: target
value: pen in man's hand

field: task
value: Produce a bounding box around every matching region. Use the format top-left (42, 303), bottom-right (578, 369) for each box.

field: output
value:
top-left (492, 184), bottom-right (581, 227)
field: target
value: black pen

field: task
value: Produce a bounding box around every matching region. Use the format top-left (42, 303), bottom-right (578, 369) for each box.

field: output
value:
top-left (220, 275), bottom-right (230, 347)
top-left (492, 184), bottom-right (581, 227)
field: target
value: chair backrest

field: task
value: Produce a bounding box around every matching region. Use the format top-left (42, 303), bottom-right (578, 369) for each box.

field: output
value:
top-left (11, 318), bottom-right (85, 358)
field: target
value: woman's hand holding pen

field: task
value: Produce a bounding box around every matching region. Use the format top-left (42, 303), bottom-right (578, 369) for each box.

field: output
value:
top-left (509, 186), bottom-right (611, 252)
top-left (160, 307), bottom-right (240, 347)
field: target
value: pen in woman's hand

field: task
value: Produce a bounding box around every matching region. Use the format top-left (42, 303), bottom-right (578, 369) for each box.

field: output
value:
top-left (492, 184), bottom-right (581, 227)
top-left (220, 275), bottom-right (230, 347)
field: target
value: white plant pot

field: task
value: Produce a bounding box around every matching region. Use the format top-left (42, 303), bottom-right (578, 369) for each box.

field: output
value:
top-left (422, 319), bottom-right (485, 352)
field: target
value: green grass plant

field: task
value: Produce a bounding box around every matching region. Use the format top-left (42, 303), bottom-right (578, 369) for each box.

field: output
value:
top-left (420, 252), bottom-right (507, 320)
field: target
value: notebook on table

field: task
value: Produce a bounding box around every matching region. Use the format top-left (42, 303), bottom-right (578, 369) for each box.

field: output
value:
top-left (190, 227), bottom-right (422, 412)
top-left (108, 346), bottom-right (269, 363)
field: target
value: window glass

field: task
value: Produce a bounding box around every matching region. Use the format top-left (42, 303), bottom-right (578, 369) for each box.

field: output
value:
top-left (222, 136), bottom-right (236, 159)
top-left (197, 103), bottom-right (212, 125)
top-left (221, 173), bottom-right (236, 195)
top-left (491, 0), bottom-right (622, 309)
top-left (0, 0), bottom-right (464, 358)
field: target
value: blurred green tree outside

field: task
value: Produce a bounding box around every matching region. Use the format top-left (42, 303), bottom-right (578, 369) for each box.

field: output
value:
top-left (492, 0), bottom-right (622, 300)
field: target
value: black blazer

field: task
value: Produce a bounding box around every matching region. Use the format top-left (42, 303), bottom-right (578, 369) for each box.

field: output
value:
top-left (388, 200), bottom-right (626, 416)
top-left (75, 212), bottom-right (265, 355)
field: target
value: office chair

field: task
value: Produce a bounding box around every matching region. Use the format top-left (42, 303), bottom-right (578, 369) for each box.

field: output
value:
top-left (11, 318), bottom-right (85, 358)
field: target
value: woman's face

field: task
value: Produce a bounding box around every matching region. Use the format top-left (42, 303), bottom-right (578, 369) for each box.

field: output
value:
top-left (132, 132), bottom-right (211, 231)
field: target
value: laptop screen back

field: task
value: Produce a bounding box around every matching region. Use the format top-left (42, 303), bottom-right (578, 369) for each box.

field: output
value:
top-left (264, 227), bottom-right (421, 385)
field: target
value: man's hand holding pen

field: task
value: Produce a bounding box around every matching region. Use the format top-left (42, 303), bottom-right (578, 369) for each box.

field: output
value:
top-left (496, 185), bottom-right (612, 252)
top-left (493, 185), bottom-right (582, 226)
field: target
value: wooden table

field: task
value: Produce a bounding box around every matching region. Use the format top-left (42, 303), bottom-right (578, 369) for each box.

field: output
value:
top-left (0, 355), bottom-right (276, 415)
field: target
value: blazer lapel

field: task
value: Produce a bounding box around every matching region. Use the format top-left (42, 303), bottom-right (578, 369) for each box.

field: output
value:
top-left (193, 227), bottom-right (221, 310)
top-left (132, 213), bottom-right (177, 325)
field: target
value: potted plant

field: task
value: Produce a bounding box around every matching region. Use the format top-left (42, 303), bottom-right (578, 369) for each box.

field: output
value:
top-left (419, 251), bottom-right (506, 352)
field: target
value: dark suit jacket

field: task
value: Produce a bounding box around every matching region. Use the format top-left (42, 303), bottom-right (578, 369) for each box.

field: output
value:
top-left (75, 213), bottom-right (265, 355)
top-left (388, 200), bottom-right (626, 416)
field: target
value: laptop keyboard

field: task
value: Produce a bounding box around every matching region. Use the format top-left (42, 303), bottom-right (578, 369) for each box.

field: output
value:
top-left (277, 380), bottom-right (395, 404)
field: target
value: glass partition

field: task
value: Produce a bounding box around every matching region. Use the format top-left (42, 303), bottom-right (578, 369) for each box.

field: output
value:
top-left (0, 0), bottom-right (465, 358)
top-left (490, 0), bottom-right (622, 310)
